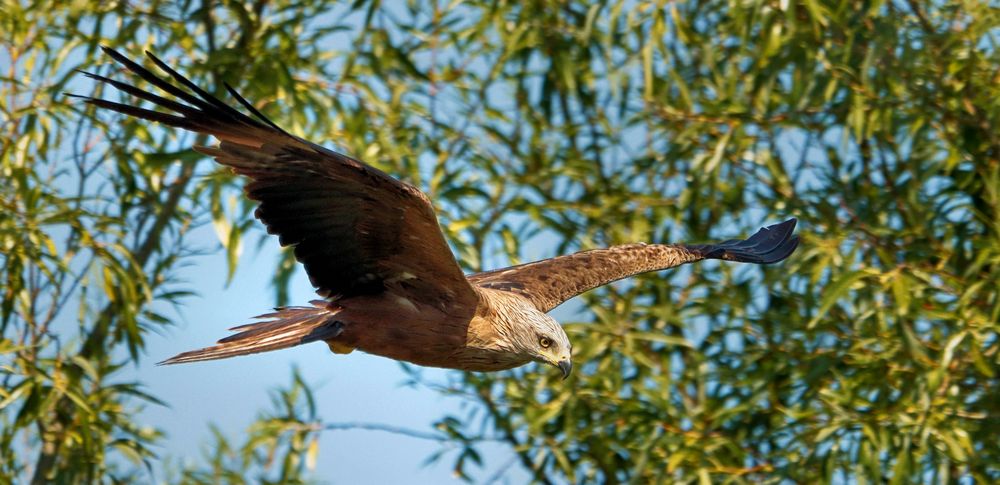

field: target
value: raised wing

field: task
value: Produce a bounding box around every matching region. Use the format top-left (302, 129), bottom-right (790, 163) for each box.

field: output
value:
top-left (75, 47), bottom-right (477, 312)
top-left (469, 219), bottom-right (799, 313)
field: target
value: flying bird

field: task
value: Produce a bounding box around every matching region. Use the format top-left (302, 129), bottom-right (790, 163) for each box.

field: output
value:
top-left (75, 47), bottom-right (799, 379)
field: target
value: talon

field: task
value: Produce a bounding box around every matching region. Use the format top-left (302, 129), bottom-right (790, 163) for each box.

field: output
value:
top-left (324, 321), bottom-right (353, 354)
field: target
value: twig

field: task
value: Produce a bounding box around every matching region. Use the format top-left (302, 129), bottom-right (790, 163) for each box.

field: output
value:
top-left (321, 422), bottom-right (449, 442)
top-left (320, 421), bottom-right (507, 443)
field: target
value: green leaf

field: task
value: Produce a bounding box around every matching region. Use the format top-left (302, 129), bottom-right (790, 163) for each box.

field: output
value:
top-left (809, 270), bottom-right (871, 328)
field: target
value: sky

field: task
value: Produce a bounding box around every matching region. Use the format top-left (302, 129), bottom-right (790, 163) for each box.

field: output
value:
top-left (128, 221), bottom-right (538, 483)
top-left (13, 3), bottom-right (815, 482)
top-left (5, 5), bottom-right (569, 482)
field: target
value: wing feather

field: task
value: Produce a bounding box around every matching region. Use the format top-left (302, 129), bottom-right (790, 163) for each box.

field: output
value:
top-left (469, 219), bottom-right (799, 313)
top-left (79, 47), bottom-right (476, 312)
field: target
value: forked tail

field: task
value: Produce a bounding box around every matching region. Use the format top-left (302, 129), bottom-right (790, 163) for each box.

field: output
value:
top-left (159, 301), bottom-right (342, 365)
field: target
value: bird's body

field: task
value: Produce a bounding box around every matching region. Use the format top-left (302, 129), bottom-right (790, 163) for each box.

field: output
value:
top-left (322, 288), bottom-right (538, 372)
top-left (77, 47), bottom-right (799, 378)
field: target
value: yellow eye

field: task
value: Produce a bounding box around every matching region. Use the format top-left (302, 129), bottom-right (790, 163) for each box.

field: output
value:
top-left (539, 336), bottom-right (552, 348)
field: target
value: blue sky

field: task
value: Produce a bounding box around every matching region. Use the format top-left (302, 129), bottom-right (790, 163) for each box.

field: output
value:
top-left (15, 3), bottom-right (821, 482)
top-left (128, 221), bottom-right (538, 483)
top-left (17, 5), bottom-right (570, 481)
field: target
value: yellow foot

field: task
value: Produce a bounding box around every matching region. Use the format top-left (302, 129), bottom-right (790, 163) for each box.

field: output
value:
top-left (326, 340), bottom-right (355, 354)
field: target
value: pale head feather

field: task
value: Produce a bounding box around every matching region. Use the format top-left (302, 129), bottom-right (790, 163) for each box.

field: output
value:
top-left (490, 294), bottom-right (572, 367)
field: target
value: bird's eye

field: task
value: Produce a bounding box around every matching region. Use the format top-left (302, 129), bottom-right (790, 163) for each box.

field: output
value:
top-left (539, 336), bottom-right (552, 348)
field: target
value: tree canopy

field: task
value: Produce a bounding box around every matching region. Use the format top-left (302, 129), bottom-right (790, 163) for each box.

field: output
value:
top-left (1, 0), bottom-right (998, 483)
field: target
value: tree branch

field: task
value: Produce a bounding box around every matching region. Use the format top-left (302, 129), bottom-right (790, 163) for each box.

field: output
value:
top-left (478, 388), bottom-right (554, 485)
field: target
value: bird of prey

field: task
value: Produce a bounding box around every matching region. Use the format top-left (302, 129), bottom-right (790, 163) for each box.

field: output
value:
top-left (75, 47), bottom-right (799, 379)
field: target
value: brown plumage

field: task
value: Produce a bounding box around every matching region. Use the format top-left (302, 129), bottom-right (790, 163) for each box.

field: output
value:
top-left (470, 219), bottom-right (798, 313)
top-left (76, 47), bottom-right (799, 378)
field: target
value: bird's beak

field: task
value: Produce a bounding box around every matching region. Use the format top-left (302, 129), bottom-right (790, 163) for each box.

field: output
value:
top-left (556, 359), bottom-right (572, 379)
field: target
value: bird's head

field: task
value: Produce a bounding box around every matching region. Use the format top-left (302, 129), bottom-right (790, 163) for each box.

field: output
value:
top-left (513, 309), bottom-right (573, 379)
top-left (481, 289), bottom-right (573, 378)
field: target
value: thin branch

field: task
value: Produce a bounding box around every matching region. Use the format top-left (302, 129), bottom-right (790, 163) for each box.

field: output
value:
top-left (30, 5), bottom-right (218, 481)
top-left (484, 454), bottom-right (520, 485)
top-left (320, 421), bottom-right (507, 443)
top-left (479, 389), bottom-right (554, 485)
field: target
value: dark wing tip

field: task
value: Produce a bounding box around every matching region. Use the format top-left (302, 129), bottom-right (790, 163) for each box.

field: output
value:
top-left (143, 49), bottom-right (169, 67)
top-left (100, 45), bottom-right (128, 62)
top-left (771, 218), bottom-right (797, 236)
top-left (697, 218), bottom-right (800, 264)
top-left (759, 234), bottom-right (799, 264)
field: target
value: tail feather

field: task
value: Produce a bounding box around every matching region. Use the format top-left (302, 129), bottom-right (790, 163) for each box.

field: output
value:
top-left (158, 303), bottom-right (342, 365)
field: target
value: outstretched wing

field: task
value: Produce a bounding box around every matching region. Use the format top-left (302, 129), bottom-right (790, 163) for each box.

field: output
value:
top-left (469, 219), bottom-right (799, 313)
top-left (75, 47), bottom-right (477, 312)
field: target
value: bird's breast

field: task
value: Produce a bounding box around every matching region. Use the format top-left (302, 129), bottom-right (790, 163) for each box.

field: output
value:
top-left (331, 293), bottom-right (471, 369)
top-left (330, 292), bottom-right (530, 372)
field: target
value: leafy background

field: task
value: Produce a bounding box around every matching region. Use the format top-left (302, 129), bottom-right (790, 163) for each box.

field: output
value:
top-left (1, 0), bottom-right (998, 483)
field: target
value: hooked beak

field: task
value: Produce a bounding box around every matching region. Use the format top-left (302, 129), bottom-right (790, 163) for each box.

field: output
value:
top-left (556, 359), bottom-right (572, 379)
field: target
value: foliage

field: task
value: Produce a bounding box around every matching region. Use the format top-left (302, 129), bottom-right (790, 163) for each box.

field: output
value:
top-left (0, 0), bottom-right (339, 481)
top-left (172, 368), bottom-right (322, 485)
top-left (1, 0), bottom-right (998, 483)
